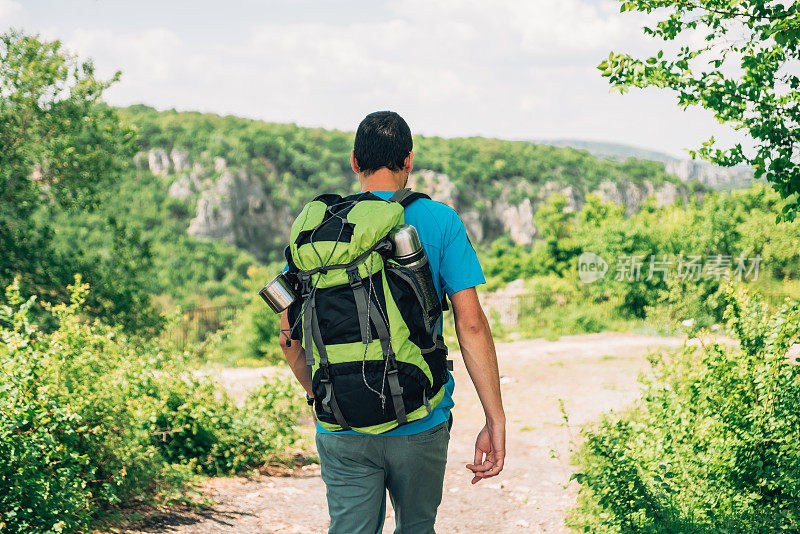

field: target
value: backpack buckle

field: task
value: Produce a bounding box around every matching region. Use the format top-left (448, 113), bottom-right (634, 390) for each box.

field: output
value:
top-left (376, 238), bottom-right (393, 257)
top-left (318, 364), bottom-right (330, 381)
top-left (346, 266), bottom-right (362, 289)
top-left (299, 274), bottom-right (312, 297)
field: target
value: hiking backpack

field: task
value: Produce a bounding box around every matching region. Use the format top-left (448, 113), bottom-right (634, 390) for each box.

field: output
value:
top-left (283, 189), bottom-right (450, 434)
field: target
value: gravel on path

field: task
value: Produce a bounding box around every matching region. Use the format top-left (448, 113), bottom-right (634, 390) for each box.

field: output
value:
top-left (121, 332), bottom-right (684, 534)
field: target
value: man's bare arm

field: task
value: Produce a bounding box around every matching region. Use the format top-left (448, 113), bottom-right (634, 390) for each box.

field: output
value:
top-left (280, 309), bottom-right (313, 396)
top-left (450, 287), bottom-right (506, 484)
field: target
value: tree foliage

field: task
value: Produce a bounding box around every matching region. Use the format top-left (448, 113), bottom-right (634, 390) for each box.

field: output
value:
top-left (599, 0), bottom-right (800, 218)
top-left (0, 31), bottom-right (160, 332)
top-left (479, 183), bottom-right (800, 323)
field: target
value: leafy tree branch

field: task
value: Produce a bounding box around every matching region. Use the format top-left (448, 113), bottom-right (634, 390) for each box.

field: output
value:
top-left (601, 1), bottom-right (800, 219)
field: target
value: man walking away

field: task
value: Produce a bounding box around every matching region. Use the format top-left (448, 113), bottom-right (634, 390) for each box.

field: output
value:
top-left (279, 111), bottom-right (505, 533)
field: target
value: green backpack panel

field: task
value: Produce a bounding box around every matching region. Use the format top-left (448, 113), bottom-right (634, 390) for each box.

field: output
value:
top-left (284, 190), bottom-right (448, 434)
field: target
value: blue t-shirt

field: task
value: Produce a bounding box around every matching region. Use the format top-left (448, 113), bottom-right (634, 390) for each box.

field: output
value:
top-left (308, 190), bottom-right (485, 436)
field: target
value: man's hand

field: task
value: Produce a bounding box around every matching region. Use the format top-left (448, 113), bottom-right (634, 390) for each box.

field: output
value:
top-left (466, 421), bottom-right (506, 484)
top-left (310, 403), bottom-right (317, 424)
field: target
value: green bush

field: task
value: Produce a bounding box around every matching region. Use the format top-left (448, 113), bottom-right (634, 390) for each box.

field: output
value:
top-left (200, 265), bottom-right (285, 367)
top-left (568, 285), bottom-right (800, 533)
top-left (144, 375), bottom-right (300, 475)
top-left (0, 278), bottom-right (304, 533)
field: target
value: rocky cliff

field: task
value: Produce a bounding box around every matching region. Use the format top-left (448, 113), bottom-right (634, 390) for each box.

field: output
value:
top-left (134, 150), bottom-right (295, 262)
top-left (120, 105), bottom-right (711, 262)
top-left (664, 159), bottom-right (754, 189)
top-left (134, 147), bottom-right (698, 258)
top-left (408, 169), bottom-right (693, 246)
top-left (539, 139), bottom-right (755, 190)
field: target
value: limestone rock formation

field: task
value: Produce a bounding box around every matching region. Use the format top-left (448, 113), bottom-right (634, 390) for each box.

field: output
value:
top-left (170, 149), bottom-right (191, 172)
top-left (407, 169), bottom-right (457, 207)
top-left (665, 159), bottom-right (753, 189)
top-left (408, 170), bottom-right (488, 240)
top-left (653, 181), bottom-right (684, 207)
top-left (538, 181), bottom-right (583, 212)
top-left (187, 169), bottom-right (292, 262)
top-left (591, 180), bottom-right (684, 215)
top-left (148, 149), bottom-right (170, 176)
top-left (214, 157), bottom-right (227, 174)
top-left (460, 209), bottom-right (484, 243)
top-left (135, 147), bottom-right (292, 261)
top-left (493, 198), bottom-right (535, 246)
top-left (168, 172), bottom-right (203, 201)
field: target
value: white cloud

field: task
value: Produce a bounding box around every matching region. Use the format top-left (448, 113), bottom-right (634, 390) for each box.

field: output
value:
top-left (0, 0), bottom-right (22, 25)
top-left (392, 0), bottom-right (644, 57)
top-left (234, 0), bottom-right (640, 122)
top-left (246, 19), bottom-right (480, 106)
top-left (66, 28), bottom-right (184, 82)
top-left (27, 0), bottom-right (747, 156)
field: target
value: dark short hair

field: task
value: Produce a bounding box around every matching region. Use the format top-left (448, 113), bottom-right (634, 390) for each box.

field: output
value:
top-left (353, 111), bottom-right (413, 175)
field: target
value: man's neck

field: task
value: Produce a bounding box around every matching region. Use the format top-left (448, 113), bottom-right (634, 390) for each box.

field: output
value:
top-left (360, 168), bottom-right (407, 192)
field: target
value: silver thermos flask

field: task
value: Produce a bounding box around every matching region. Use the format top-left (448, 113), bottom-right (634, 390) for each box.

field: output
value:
top-left (388, 224), bottom-right (441, 332)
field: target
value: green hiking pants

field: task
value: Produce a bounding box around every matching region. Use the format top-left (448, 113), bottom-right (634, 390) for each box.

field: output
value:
top-left (315, 419), bottom-right (451, 534)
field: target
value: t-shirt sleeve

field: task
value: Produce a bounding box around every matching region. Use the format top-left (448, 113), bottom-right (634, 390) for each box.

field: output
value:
top-left (439, 211), bottom-right (485, 296)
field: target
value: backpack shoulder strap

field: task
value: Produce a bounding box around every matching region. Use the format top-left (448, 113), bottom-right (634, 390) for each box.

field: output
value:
top-left (312, 193), bottom-right (344, 206)
top-left (389, 188), bottom-right (431, 208)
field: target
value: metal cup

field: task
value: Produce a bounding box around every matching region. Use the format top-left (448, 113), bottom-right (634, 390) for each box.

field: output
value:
top-left (258, 273), bottom-right (298, 313)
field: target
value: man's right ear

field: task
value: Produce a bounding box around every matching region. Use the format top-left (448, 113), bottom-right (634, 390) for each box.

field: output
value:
top-left (351, 151), bottom-right (361, 174)
top-left (404, 150), bottom-right (414, 173)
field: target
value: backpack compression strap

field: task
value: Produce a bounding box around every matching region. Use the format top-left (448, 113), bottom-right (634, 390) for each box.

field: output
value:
top-left (298, 273), bottom-right (351, 431)
top-left (345, 265), bottom-right (408, 426)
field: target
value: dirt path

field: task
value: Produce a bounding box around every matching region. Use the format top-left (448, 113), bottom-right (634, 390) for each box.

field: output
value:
top-left (126, 333), bottom-right (684, 533)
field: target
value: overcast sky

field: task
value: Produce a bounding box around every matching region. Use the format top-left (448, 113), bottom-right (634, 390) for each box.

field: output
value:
top-left (2, 0), bottom-right (745, 158)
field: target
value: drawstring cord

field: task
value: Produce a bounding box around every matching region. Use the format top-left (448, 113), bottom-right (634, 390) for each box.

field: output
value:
top-left (360, 252), bottom-right (392, 409)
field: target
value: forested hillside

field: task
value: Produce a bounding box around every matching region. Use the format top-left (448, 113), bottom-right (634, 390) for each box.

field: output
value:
top-left (48, 105), bottom-right (703, 311)
top-left (123, 106), bottom-right (700, 252)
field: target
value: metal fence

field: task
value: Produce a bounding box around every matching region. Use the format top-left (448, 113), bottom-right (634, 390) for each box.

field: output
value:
top-left (763, 293), bottom-right (799, 309)
top-left (169, 302), bottom-right (247, 348)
